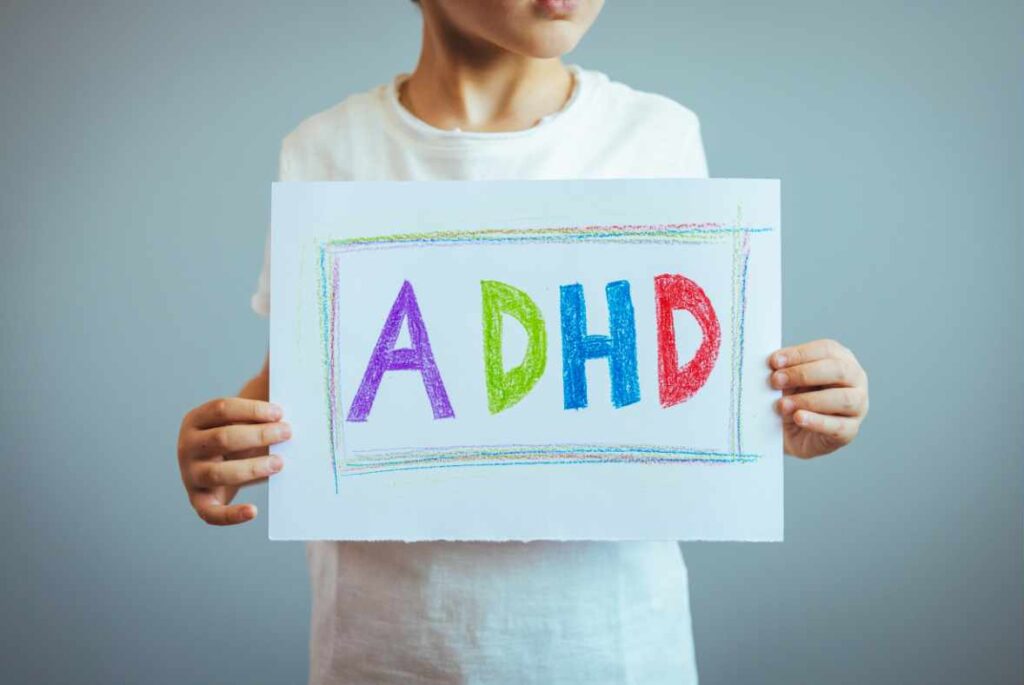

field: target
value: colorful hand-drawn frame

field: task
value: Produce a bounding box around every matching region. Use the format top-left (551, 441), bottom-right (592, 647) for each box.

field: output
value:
top-left (318, 222), bottom-right (773, 492)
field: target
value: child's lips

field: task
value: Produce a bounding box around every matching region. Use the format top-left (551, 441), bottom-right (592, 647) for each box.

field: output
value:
top-left (535, 0), bottom-right (581, 18)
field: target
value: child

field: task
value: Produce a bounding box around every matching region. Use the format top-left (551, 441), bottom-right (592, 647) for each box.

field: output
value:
top-left (177, 2), bottom-right (869, 682)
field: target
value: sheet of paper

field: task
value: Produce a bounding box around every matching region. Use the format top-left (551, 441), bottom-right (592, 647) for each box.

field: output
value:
top-left (269, 179), bottom-right (782, 541)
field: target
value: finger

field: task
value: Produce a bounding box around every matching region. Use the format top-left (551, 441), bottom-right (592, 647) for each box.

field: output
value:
top-left (770, 339), bottom-right (853, 369)
top-left (771, 358), bottom-right (862, 390)
top-left (191, 455), bottom-right (283, 488)
top-left (190, 492), bottom-right (257, 526)
top-left (792, 410), bottom-right (859, 444)
top-left (186, 422), bottom-right (291, 459)
top-left (190, 398), bottom-right (283, 429)
top-left (223, 446), bottom-right (270, 461)
top-left (777, 387), bottom-right (867, 417)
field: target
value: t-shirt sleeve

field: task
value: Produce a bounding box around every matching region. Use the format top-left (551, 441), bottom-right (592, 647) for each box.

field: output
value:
top-left (250, 230), bottom-right (271, 317)
top-left (687, 120), bottom-right (710, 179)
top-left (669, 103), bottom-right (709, 179)
top-left (628, 91), bottom-right (710, 180)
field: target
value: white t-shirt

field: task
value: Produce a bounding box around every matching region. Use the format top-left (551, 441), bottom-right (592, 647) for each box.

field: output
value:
top-left (253, 66), bottom-right (708, 685)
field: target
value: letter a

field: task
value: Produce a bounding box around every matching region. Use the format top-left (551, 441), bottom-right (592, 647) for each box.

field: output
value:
top-left (655, 274), bottom-right (721, 407)
top-left (346, 280), bottom-right (454, 422)
top-left (481, 281), bottom-right (547, 414)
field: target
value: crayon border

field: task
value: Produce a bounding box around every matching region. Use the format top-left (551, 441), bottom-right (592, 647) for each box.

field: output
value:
top-left (318, 222), bottom-right (769, 486)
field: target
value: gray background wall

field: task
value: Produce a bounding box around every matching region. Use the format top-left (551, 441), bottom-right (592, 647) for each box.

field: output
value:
top-left (1, 1), bottom-right (1021, 683)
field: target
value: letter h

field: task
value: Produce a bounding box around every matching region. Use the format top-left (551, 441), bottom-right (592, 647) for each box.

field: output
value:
top-left (559, 281), bottom-right (640, 410)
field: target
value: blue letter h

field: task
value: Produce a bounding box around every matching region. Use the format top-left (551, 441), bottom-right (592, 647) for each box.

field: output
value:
top-left (559, 281), bottom-right (640, 410)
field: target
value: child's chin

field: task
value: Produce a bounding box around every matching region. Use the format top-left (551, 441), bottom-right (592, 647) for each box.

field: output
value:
top-left (511, 27), bottom-right (586, 59)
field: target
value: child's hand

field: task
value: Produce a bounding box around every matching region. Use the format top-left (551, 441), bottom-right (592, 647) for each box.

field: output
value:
top-left (177, 398), bottom-right (291, 525)
top-left (769, 339), bottom-right (869, 459)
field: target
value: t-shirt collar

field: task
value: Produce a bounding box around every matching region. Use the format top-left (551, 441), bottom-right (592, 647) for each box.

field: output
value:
top-left (386, 64), bottom-right (587, 144)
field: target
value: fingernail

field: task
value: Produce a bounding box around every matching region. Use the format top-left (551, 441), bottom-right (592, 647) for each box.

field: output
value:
top-left (267, 455), bottom-right (283, 473)
top-left (780, 398), bottom-right (794, 413)
top-left (264, 424), bottom-right (290, 442)
top-left (774, 353), bottom-right (787, 368)
top-left (269, 423), bottom-right (291, 441)
top-left (796, 411), bottom-right (811, 426)
top-left (268, 403), bottom-right (283, 419)
top-left (774, 372), bottom-right (788, 388)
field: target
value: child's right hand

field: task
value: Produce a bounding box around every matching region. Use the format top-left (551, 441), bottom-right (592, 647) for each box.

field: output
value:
top-left (177, 398), bottom-right (291, 525)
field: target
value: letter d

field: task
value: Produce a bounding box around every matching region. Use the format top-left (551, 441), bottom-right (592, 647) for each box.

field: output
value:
top-left (481, 281), bottom-right (547, 414)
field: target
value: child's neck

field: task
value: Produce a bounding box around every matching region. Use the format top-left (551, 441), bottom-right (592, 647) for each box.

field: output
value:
top-left (402, 16), bottom-right (574, 133)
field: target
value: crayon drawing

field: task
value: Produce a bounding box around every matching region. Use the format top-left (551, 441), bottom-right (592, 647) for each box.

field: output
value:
top-left (270, 179), bottom-right (782, 541)
top-left (318, 222), bottom-right (764, 483)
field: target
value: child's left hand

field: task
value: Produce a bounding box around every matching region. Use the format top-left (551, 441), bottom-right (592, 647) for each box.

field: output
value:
top-left (768, 339), bottom-right (869, 459)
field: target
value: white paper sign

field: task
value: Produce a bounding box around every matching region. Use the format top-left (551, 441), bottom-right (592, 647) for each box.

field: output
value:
top-left (270, 179), bottom-right (782, 541)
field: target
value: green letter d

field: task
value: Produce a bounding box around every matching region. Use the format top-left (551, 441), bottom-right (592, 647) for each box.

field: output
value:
top-left (481, 280), bottom-right (547, 414)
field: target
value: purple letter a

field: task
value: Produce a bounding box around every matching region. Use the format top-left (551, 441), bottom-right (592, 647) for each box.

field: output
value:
top-left (346, 280), bottom-right (454, 422)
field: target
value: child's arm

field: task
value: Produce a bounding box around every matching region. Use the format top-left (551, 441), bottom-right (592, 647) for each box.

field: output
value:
top-left (177, 355), bottom-right (290, 525)
top-left (769, 339), bottom-right (870, 458)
